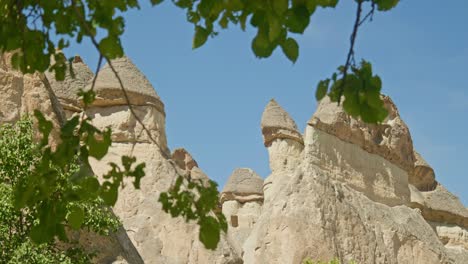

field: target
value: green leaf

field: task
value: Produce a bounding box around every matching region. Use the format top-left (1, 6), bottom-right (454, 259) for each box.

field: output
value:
top-left (273, 0), bottom-right (288, 15)
top-left (101, 185), bottom-right (118, 206)
top-left (193, 26), bottom-right (209, 49)
top-left (343, 93), bottom-right (360, 118)
top-left (268, 16), bottom-right (282, 42)
top-left (78, 89), bottom-right (96, 106)
top-left (250, 11), bottom-right (265, 28)
top-left (281, 38), bottom-right (299, 63)
top-left (199, 216), bottom-right (221, 250)
top-left (251, 30), bottom-right (275, 58)
top-left (150, 0), bottom-right (164, 6)
top-left (226, 0), bottom-right (243, 11)
top-left (131, 163), bottom-right (146, 189)
top-left (88, 129), bottom-right (112, 160)
top-left (316, 79), bottom-right (330, 101)
top-left (67, 206), bottom-right (85, 230)
top-left (374, 0), bottom-right (400, 11)
top-left (99, 36), bottom-right (124, 59)
top-left (81, 176), bottom-right (100, 195)
top-left (30, 225), bottom-right (54, 244)
top-left (34, 110), bottom-right (53, 146)
top-left (285, 5), bottom-right (310, 33)
top-left (316, 0), bottom-right (339, 8)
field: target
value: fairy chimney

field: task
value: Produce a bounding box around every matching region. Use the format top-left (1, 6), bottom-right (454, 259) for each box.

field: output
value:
top-left (260, 99), bottom-right (304, 201)
top-left (85, 56), bottom-right (168, 154)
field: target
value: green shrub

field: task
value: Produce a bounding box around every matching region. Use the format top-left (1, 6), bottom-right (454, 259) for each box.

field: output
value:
top-left (0, 117), bottom-right (120, 263)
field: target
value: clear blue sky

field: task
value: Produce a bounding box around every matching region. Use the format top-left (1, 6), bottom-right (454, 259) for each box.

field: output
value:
top-left (66, 0), bottom-right (468, 205)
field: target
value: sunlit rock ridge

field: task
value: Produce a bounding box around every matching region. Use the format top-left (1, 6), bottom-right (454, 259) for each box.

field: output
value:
top-left (1, 53), bottom-right (467, 263)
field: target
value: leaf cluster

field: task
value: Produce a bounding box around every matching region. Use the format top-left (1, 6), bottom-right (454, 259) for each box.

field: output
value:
top-left (178, 0), bottom-right (339, 63)
top-left (0, 117), bottom-right (119, 263)
top-left (159, 176), bottom-right (227, 250)
top-left (6, 90), bottom-right (144, 246)
top-left (316, 60), bottom-right (388, 123)
top-left (178, 0), bottom-right (399, 62)
top-left (0, 0), bottom-right (139, 80)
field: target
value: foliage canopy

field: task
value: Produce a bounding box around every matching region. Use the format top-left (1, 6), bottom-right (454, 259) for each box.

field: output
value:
top-left (0, 117), bottom-right (120, 263)
top-left (0, 0), bottom-right (400, 122)
top-left (0, 0), bottom-right (402, 256)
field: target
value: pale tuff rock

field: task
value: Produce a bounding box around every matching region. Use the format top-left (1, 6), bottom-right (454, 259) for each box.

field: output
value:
top-left (261, 100), bottom-right (304, 203)
top-left (221, 168), bottom-right (264, 204)
top-left (45, 56), bottom-right (94, 114)
top-left (89, 56), bottom-right (164, 114)
top-left (304, 125), bottom-right (410, 206)
top-left (411, 184), bottom-right (468, 228)
top-left (309, 96), bottom-right (415, 172)
top-left (90, 143), bottom-right (241, 264)
top-left (86, 104), bottom-right (168, 151)
top-left (59, 228), bottom-right (143, 264)
top-left (0, 68), bottom-right (23, 123)
top-left (3, 52), bottom-right (468, 263)
top-left (221, 168), bottom-right (264, 258)
top-left (243, 164), bottom-right (452, 264)
top-left (87, 58), bottom-right (240, 263)
top-left (411, 151), bottom-right (437, 191)
top-left (21, 73), bottom-right (68, 148)
top-left (86, 57), bottom-right (169, 153)
top-left (243, 96), bottom-right (467, 263)
top-left (430, 222), bottom-right (468, 250)
top-left (261, 99), bottom-right (303, 146)
top-left (422, 185), bottom-right (468, 221)
top-left (430, 222), bottom-right (468, 264)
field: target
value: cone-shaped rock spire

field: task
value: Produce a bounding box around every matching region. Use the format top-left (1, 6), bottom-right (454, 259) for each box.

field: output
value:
top-left (47, 55), bottom-right (94, 109)
top-left (260, 99), bottom-right (303, 146)
top-left (221, 168), bottom-right (263, 203)
top-left (90, 56), bottom-right (164, 114)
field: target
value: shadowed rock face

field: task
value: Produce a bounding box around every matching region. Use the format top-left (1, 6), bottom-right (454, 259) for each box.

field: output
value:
top-left (172, 148), bottom-right (199, 172)
top-left (45, 56), bottom-right (94, 113)
top-left (411, 151), bottom-right (437, 191)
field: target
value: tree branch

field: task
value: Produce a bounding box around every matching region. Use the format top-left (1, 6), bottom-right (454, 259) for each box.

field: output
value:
top-left (71, 0), bottom-right (160, 148)
top-left (337, 0), bottom-right (363, 105)
top-left (39, 73), bottom-right (66, 126)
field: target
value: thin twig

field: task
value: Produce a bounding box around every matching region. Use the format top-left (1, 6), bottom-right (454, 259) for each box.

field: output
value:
top-left (337, 0), bottom-right (363, 105)
top-left (104, 59), bottom-right (160, 147)
top-left (71, 0), bottom-right (160, 148)
top-left (358, 2), bottom-right (375, 26)
top-left (39, 73), bottom-right (66, 126)
top-left (89, 54), bottom-right (103, 93)
top-left (71, 0), bottom-right (202, 191)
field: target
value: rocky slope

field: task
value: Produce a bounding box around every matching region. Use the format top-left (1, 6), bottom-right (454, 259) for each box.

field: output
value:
top-left (1, 53), bottom-right (467, 263)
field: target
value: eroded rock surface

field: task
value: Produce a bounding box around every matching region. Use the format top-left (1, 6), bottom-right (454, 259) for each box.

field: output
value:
top-left (221, 168), bottom-right (264, 258)
top-left (2, 52), bottom-right (467, 263)
top-left (86, 58), bottom-right (241, 264)
top-left (309, 96), bottom-right (415, 172)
